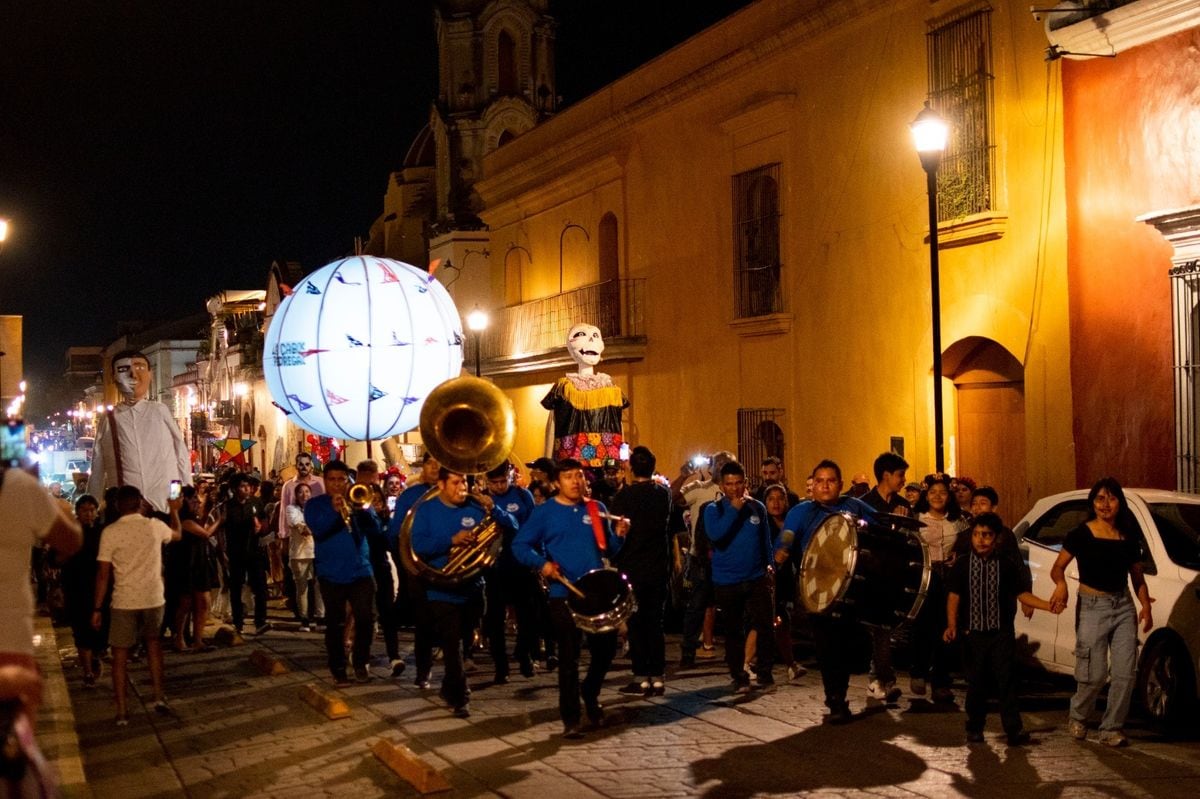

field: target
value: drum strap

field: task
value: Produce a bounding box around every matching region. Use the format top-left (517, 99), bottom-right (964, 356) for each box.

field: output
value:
top-left (585, 499), bottom-right (608, 558)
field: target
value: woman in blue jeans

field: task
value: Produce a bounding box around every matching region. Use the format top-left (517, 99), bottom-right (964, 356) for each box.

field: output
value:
top-left (1049, 478), bottom-right (1154, 747)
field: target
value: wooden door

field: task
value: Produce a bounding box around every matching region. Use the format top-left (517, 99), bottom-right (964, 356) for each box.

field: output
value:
top-left (956, 382), bottom-right (1030, 522)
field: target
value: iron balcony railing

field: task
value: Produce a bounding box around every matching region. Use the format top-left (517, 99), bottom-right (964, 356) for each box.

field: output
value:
top-left (467, 278), bottom-right (645, 364)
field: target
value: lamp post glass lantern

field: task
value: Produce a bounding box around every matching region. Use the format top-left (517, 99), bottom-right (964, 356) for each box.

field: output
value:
top-left (466, 307), bottom-right (488, 377)
top-left (911, 101), bottom-right (949, 473)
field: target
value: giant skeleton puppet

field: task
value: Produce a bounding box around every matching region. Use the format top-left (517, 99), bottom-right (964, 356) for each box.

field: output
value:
top-left (542, 324), bottom-right (629, 467)
top-left (88, 350), bottom-right (191, 513)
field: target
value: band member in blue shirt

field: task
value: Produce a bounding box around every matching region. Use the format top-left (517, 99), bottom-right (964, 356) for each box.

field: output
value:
top-left (704, 460), bottom-right (776, 693)
top-left (776, 459), bottom-right (876, 723)
top-left (409, 466), bottom-right (517, 718)
top-left (514, 458), bottom-right (628, 739)
top-left (482, 462), bottom-right (538, 683)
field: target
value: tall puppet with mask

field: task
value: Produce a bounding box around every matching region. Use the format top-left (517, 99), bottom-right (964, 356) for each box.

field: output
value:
top-left (89, 350), bottom-right (192, 513)
top-left (542, 324), bottom-right (629, 468)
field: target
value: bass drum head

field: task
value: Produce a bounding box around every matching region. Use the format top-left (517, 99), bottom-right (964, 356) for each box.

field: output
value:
top-left (798, 512), bottom-right (860, 615)
top-left (568, 568), bottom-right (630, 619)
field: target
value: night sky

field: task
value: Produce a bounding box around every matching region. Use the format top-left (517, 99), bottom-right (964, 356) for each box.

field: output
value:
top-left (0, 0), bottom-right (754, 416)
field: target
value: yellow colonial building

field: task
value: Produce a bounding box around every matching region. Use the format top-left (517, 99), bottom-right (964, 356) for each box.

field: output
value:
top-left (396, 0), bottom-right (1076, 519)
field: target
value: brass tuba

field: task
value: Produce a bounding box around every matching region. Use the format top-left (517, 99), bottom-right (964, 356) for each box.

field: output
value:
top-left (397, 376), bottom-right (517, 587)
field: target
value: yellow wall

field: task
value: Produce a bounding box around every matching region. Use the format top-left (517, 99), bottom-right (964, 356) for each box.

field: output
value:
top-left (476, 0), bottom-right (1074, 509)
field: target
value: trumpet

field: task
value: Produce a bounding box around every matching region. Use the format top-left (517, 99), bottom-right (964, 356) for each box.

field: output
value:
top-left (339, 483), bottom-right (374, 525)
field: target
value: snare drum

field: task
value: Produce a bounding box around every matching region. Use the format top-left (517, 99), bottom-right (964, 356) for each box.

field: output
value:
top-left (797, 512), bottom-right (930, 627)
top-left (567, 568), bottom-right (637, 634)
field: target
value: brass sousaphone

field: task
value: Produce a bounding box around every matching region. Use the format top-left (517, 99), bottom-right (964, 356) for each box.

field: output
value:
top-left (397, 375), bottom-right (517, 587)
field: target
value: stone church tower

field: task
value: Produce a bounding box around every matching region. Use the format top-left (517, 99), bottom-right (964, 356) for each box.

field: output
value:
top-left (367, 0), bottom-right (555, 293)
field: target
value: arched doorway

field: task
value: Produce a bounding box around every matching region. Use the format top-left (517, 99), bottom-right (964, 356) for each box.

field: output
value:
top-left (944, 337), bottom-right (1029, 520)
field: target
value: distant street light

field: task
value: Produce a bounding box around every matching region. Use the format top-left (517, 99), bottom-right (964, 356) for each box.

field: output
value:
top-left (466, 307), bottom-right (489, 377)
top-left (911, 101), bottom-right (950, 473)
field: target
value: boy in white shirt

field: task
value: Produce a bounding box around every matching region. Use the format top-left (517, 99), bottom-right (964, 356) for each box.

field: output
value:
top-left (94, 485), bottom-right (182, 725)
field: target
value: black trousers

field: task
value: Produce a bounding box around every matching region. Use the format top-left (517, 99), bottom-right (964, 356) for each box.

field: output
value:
top-left (428, 600), bottom-right (468, 708)
top-left (228, 551), bottom-right (269, 630)
top-left (628, 579), bottom-right (668, 677)
top-left (483, 568), bottom-right (539, 677)
top-left (714, 577), bottom-right (775, 684)
top-left (409, 579), bottom-right (435, 680)
top-left (911, 569), bottom-right (953, 689)
top-left (372, 559), bottom-right (400, 662)
top-left (318, 576), bottom-right (375, 674)
top-left (963, 629), bottom-right (1022, 735)
top-left (549, 598), bottom-right (617, 726)
top-left (810, 613), bottom-right (858, 708)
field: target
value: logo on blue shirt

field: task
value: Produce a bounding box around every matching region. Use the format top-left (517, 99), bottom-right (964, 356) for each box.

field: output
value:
top-left (460, 516), bottom-right (476, 528)
top-left (506, 502), bottom-right (520, 512)
top-left (750, 515), bottom-right (761, 525)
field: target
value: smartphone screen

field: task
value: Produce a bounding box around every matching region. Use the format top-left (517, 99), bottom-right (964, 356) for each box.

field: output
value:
top-left (169, 480), bottom-right (183, 501)
top-left (1, 419), bottom-right (27, 467)
top-left (387, 495), bottom-right (398, 513)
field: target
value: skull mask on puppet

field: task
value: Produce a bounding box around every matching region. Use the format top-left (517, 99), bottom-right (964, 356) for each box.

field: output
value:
top-left (567, 323), bottom-right (605, 375)
top-left (114, 355), bottom-right (152, 402)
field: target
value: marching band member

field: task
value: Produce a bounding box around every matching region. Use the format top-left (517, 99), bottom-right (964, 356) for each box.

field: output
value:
top-left (775, 460), bottom-right (875, 723)
top-left (303, 460), bottom-right (378, 685)
top-left (408, 467), bottom-right (517, 718)
top-left (704, 460), bottom-right (776, 694)
top-left (513, 458), bottom-right (628, 739)
top-left (482, 462), bottom-right (538, 682)
top-left (388, 453), bottom-right (440, 688)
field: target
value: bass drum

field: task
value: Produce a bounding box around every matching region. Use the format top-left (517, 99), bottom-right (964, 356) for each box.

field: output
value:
top-left (797, 512), bottom-right (930, 628)
top-left (567, 568), bottom-right (637, 634)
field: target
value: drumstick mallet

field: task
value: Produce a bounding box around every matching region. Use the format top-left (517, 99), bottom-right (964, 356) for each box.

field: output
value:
top-left (553, 573), bottom-right (587, 599)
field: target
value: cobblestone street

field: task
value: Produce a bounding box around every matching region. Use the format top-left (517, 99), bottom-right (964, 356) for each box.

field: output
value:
top-left (34, 611), bottom-right (1200, 799)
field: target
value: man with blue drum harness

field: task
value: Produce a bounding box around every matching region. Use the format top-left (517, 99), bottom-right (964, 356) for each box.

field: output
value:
top-left (514, 458), bottom-right (628, 739)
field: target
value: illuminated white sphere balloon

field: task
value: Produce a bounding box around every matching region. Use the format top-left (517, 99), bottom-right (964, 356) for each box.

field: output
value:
top-left (264, 256), bottom-right (464, 441)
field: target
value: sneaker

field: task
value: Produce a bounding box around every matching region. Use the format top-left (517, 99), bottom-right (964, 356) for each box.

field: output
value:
top-left (1068, 719), bottom-right (1087, 740)
top-left (867, 679), bottom-right (888, 700)
top-left (651, 678), bottom-right (665, 696)
top-left (885, 684), bottom-right (903, 703)
top-left (756, 681), bottom-right (777, 694)
top-left (1098, 730), bottom-right (1129, 747)
top-left (734, 680), bottom-right (753, 695)
top-left (620, 680), bottom-right (647, 695)
top-left (333, 671), bottom-right (351, 686)
top-left (966, 730), bottom-right (985, 744)
top-left (115, 715), bottom-right (129, 728)
top-left (493, 672), bottom-right (509, 685)
top-left (452, 704), bottom-right (471, 719)
top-left (545, 655), bottom-right (559, 671)
top-left (744, 661), bottom-right (757, 682)
top-left (583, 697), bottom-right (605, 727)
top-left (932, 686), bottom-right (955, 703)
top-left (786, 663), bottom-right (807, 681)
top-left (83, 673), bottom-right (96, 689)
top-left (910, 677), bottom-right (927, 696)
top-left (254, 623), bottom-right (271, 636)
top-left (297, 625), bottom-right (310, 633)
top-left (390, 659), bottom-right (407, 678)
top-left (1007, 731), bottom-right (1031, 747)
top-left (154, 699), bottom-right (171, 715)
top-left (697, 645), bottom-right (718, 660)
top-left (518, 657), bottom-right (535, 678)
top-left (561, 723), bottom-right (584, 739)
top-left (353, 665), bottom-right (371, 683)
top-left (413, 673), bottom-right (431, 690)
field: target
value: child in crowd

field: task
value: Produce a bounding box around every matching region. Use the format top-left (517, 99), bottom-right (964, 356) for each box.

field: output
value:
top-left (943, 512), bottom-right (1060, 745)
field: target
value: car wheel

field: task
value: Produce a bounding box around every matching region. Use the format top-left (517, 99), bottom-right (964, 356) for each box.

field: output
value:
top-left (1137, 635), bottom-right (1197, 730)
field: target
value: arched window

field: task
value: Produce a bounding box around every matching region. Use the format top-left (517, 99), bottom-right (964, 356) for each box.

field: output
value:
top-left (733, 164), bottom-right (782, 318)
top-left (497, 30), bottom-right (518, 95)
top-left (497, 129), bottom-right (516, 148)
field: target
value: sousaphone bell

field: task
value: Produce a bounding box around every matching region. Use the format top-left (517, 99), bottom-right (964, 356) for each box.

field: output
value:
top-left (397, 375), bottom-right (517, 587)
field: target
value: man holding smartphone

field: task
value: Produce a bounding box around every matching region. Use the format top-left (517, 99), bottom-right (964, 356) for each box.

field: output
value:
top-left (89, 350), bottom-right (191, 513)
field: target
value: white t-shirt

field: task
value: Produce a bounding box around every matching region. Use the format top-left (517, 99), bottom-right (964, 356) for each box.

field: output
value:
top-left (285, 504), bottom-right (315, 560)
top-left (97, 513), bottom-right (175, 610)
top-left (918, 513), bottom-right (964, 564)
top-left (0, 469), bottom-right (60, 655)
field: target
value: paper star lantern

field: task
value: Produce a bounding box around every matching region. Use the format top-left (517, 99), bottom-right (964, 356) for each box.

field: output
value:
top-left (212, 438), bottom-right (257, 466)
top-left (263, 256), bottom-right (464, 441)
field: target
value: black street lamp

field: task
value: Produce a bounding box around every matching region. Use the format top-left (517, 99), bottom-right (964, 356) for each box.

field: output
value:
top-left (466, 306), bottom-right (489, 377)
top-left (911, 101), bottom-right (950, 473)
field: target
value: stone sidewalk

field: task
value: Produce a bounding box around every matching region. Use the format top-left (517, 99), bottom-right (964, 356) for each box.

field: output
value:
top-left (35, 610), bottom-right (1200, 798)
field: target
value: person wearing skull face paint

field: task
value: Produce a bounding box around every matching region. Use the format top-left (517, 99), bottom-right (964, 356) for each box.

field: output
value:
top-left (542, 323), bottom-right (629, 468)
top-left (89, 350), bottom-right (191, 513)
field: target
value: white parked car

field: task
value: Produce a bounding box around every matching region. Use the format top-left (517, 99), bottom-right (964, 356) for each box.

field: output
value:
top-left (1013, 489), bottom-right (1200, 728)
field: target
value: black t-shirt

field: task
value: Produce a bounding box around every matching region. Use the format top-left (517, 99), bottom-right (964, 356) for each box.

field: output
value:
top-left (946, 550), bottom-right (1032, 632)
top-left (610, 480), bottom-right (673, 585)
top-left (1063, 523), bottom-right (1142, 594)
top-left (860, 487), bottom-right (912, 516)
top-left (224, 498), bottom-right (265, 558)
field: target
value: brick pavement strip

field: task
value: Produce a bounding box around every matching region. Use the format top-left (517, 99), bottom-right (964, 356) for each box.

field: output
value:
top-left (37, 610), bottom-right (1200, 798)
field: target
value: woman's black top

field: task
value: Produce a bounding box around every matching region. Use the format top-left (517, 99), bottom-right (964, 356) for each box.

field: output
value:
top-left (1063, 523), bottom-right (1141, 594)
